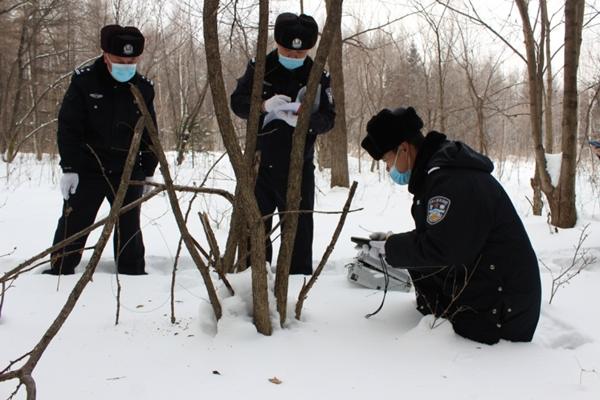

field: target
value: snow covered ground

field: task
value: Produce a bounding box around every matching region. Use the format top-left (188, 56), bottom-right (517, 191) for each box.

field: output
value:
top-left (1, 153), bottom-right (599, 399)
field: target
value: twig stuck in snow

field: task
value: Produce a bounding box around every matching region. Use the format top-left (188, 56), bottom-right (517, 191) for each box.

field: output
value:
top-left (543, 224), bottom-right (596, 304)
top-left (295, 181), bottom-right (358, 320)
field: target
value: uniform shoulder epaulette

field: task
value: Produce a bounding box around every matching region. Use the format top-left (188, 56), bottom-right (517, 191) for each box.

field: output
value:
top-left (140, 74), bottom-right (154, 86)
top-left (73, 66), bottom-right (92, 76)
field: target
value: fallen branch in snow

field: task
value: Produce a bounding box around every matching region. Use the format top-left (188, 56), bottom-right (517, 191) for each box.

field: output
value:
top-left (0, 115), bottom-right (146, 400)
top-left (542, 224), bottom-right (595, 304)
top-left (295, 181), bottom-right (358, 320)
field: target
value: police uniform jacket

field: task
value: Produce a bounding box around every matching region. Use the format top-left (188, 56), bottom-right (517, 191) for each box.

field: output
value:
top-left (57, 57), bottom-right (158, 177)
top-left (385, 131), bottom-right (541, 344)
top-left (230, 50), bottom-right (335, 168)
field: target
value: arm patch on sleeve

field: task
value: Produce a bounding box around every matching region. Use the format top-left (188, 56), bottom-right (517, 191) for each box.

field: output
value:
top-left (427, 196), bottom-right (451, 225)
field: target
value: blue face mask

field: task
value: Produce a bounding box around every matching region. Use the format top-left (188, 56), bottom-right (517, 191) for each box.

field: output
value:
top-left (389, 147), bottom-right (411, 185)
top-left (278, 54), bottom-right (306, 70)
top-left (109, 62), bottom-right (137, 82)
top-left (389, 166), bottom-right (411, 185)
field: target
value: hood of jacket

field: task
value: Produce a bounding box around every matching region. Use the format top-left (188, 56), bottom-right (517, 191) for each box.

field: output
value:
top-left (408, 131), bottom-right (494, 195)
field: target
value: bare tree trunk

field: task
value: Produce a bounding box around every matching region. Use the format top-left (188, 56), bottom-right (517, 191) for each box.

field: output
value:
top-left (316, 136), bottom-right (332, 170)
top-left (556, 0), bottom-right (584, 228)
top-left (222, 191), bottom-right (244, 273)
top-left (530, 168), bottom-right (543, 215)
top-left (515, 0), bottom-right (582, 228)
top-left (203, 0), bottom-right (272, 335)
top-left (327, 0), bottom-right (349, 188)
top-left (577, 83), bottom-right (600, 166)
top-left (435, 29), bottom-right (446, 133)
top-left (515, 0), bottom-right (554, 217)
top-left (29, 26), bottom-right (43, 161)
top-left (274, 0), bottom-right (343, 327)
top-left (4, 10), bottom-right (29, 162)
top-left (541, 0), bottom-right (554, 153)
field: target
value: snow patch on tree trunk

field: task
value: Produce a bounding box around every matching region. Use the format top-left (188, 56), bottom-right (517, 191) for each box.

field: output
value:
top-left (545, 153), bottom-right (562, 188)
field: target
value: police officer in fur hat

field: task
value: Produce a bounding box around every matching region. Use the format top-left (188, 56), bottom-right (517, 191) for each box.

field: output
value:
top-left (362, 107), bottom-right (541, 344)
top-left (230, 12), bottom-right (335, 275)
top-left (44, 24), bottom-right (158, 275)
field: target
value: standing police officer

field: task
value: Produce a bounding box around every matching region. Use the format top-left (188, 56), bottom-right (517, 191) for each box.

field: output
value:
top-left (361, 107), bottom-right (541, 345)
top-left (44, 25), bottom-right (158, 275)
top-left (230, 13), bottom-right (335, 275)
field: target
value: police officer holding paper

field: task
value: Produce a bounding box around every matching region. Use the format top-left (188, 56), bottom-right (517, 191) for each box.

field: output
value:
top-left (362, 106), bottom-right (542, 345)
top-left (45, 24), bottom-right (158, 275)
top-left (230, 12), bottom-right (335, 275)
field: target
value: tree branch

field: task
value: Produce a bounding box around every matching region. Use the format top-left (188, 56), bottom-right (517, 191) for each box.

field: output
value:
top-left (296, 181), bottom-right (358, 320)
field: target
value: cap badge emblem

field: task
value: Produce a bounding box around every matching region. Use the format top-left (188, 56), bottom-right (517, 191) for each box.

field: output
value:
top-left (123, 44), bottom-right (134, 55)
top-left (292, 38), bottom-right (302, 49)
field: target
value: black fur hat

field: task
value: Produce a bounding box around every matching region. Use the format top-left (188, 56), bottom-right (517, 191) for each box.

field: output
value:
top-left (274, 13), bottom-right (318, 50)
top-left (361, 107), bottom-right (424, 160)
top-left (101, 24), bottom-right (145, 57)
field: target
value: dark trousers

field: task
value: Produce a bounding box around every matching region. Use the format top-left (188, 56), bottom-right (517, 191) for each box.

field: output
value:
top-left (255, 162), bottom-right (315, 275)
top-left (50, 173), bottom-right (146, 275)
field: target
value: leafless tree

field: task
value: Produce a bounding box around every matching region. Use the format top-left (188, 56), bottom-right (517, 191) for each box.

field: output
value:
top-left (438, 0), bottom-right (588, 228)
top-left (202, 0), bottom-right (272, 335)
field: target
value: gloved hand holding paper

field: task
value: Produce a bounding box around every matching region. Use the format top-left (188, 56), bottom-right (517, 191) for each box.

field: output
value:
top-left (263, 102), bottom-right (301, 128)
top-left (275, 101), bottom-right (301, 114)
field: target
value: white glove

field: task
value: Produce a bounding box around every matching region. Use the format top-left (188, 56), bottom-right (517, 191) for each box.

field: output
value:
top-left (277, 101), bottom-right (301, 114)
top-left (369, 240), bottom-right (386, 256)
top-left (263, 94), bottom-right (291, 113)
top-left (369, 231), bottom-right (392, 241)
top-left (143, 176), bottom-right (156, 195)
top-left (60, 172), bottom-right (79, 200)
top-left (279, 113), bottom-right (298, 128)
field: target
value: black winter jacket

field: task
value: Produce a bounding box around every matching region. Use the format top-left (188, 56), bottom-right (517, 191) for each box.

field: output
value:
top-left (57, 57), bottom-right (158, 177)
top-left (385, 131), bottom-right (541, 345)
top-left (230, 50), bottom-right (335, 167)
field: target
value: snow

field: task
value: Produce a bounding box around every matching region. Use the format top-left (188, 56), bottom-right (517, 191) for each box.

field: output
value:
top-left (1, 153), bottom-right (600, 399)
top-left (545, 152), bottom-right (563, 188)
